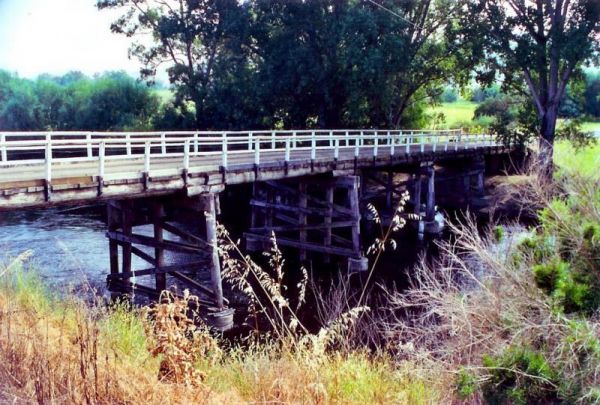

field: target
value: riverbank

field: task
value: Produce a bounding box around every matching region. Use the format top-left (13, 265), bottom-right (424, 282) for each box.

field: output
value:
top-left (0, 140), bottom-right (598, 404)
top-left (0, 259), bottom-right (439, 404)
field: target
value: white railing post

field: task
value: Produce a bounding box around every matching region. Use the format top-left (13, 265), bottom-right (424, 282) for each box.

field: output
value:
top-left (86, 133), bottom-right (92, 158)
top-left (311, 131), bottom-right (316, 160)
top-left (420, 133), bottom-right (425, 153)
top-left (248, 132), bottom-right (253, 151)
top-left (271, 131), bottom-right (276, 150)
top-left (360, 130), bottom-right (365, 146)
top-left (405, 132), bottom-right (410, 154)
top-left (389, 130), bottom-right (394, 156)
top-left (345, 130), bottom-right (350, 147)
top-left (45, 136), bottom-right (52, 184)
top-left (126, 134), bottom-right (132, 156)
top-left (292, 131), bottom-right (297, 148)
top-left (285, 136), bottom-right (291, 162)
top-left (221, 132), bottom-right (228, 169)
top-left (144, 141), bottom-right (151, 173)
top-left (455, 132), bottom-right (460, 151)
top-left (99, 141), bottom-right (105, 178)
top-left (161, 133), bottom-right (167, 155)
top-left (354, 133), bottom-right (360, 158)
top-left (183, 139), bottom-right (190, 171)
top-left (194, 132), bottom-right (199, 153)
top-left (373, 131), bottom-right (378, 158)
top-left (334, 137), bottom-right (340, 160)
top-left (433, 133), bottom-right (437, 153)
top-left (329, 130), bottom-right (334, 147)
top-left (0, 134), bottom-right (6, 162)
top-left (254, 136), bottom-right (260, 166)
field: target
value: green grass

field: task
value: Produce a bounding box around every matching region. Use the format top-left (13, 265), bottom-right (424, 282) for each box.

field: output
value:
top-left (427, 101), bottom-right (478, 128)
top-left (580, 121), bottom-right (600, 133)
top-left (430, 101), bottom-right (600, 133)
top-left (554, 140), bottom-right (600, 178)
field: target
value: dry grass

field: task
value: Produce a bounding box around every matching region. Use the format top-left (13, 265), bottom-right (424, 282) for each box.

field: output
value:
top-left (0, 249), bottom-right (438, 404)
top-left (383, 156), bottom-right (600, 402)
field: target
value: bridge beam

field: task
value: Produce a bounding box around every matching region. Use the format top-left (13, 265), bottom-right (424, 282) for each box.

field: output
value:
top-left (104, 194), bottom-right (233, 330)
top-left (245, 175), bottom-right (368, 272)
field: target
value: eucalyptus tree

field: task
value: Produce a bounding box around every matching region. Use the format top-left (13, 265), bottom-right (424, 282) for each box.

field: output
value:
top-left (457, 0), bottom-right (600, 166)
top-left (359, 0), bottom-right (469, 128)
top-left (249, 0), bottom-right (467, 129)
top-left (97, 0), bottom-right (253, 128)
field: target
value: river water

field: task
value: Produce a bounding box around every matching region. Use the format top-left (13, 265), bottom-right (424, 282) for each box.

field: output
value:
top-left (0, 207), bottom-right (111, 293)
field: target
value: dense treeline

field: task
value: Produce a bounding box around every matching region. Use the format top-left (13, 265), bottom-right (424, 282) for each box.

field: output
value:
top-left (0, 70), bottom-right (160, 131)
top-left (97, 0), bottom-right (468, 131)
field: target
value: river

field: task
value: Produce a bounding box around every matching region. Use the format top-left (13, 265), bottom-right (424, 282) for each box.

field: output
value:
top-left (0, 207), bottom-right (111, 293)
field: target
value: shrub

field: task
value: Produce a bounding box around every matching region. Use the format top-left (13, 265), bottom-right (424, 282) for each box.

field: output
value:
top-left (481, 347), bottom-right (559, 405)
top-left (455, 368), bottom-right (478, 399)
top-left (440, 86), bottom-right (458, 103)
top-left (533, 259), bottom-right (569, 295)
top-left (492, 225), bottom-right (505, 242)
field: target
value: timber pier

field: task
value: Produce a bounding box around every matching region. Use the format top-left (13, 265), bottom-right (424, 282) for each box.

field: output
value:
top-left (0, 129), bottom-right (517, 329)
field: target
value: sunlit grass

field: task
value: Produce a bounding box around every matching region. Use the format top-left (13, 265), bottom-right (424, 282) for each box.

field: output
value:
top-left (580, 121), bottom-right (600, 133)
top-left (0, 259), bottom-right (440, 404)
top-left (554, 140), bottom-right (600, 179)
top-left (431, 101), bottom-right (600, 133)
top-left (427, 101), bottom-right (478, 128)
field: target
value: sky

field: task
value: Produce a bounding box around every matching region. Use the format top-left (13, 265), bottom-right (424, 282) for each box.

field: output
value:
top-left (0, 0), bottom-right (160, 80)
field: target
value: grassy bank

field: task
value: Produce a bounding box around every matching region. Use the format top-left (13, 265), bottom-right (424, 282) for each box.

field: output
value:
top-left (427, 100), bottom-right (478, 128)
top-left (1, 139), bottom-right (598, 403)
top-left (0, 258), bottom-right (439, 404)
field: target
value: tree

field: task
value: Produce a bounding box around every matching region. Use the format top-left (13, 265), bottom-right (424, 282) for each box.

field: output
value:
top-left (364, 0), bottom-right (469, 128)
top-left (0, 70), bottom-right (160, 131)
top-left (98, 0), bottom-right (470, 130)
top-left (97, 0), bottom-right (252, 128)
top-left (457, 0), bottom-right (600, 167)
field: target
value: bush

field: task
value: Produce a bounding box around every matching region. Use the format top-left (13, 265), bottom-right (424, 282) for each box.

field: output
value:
top-left (470, 85), bottom-right (501, 102)
top-left (387, 157), bottom-right (600, 403)
top-left (473, 96), bottom-right (517, 122)
top-left (533, 259), bottom-right (569, 295)
top-left (481, 347), bottom-right (559, 405)
top-left (440, 86), bottom-right (458, 103)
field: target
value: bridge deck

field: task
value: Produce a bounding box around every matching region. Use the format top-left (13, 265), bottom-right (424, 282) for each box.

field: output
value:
top-left (0, 130), bottom-right (508, 209)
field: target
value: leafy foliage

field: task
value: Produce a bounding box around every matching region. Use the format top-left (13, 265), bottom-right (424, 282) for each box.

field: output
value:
top-left (0, 70), bottom-right (160, 131)
top-left (481, 347), bottom-right (559, 405)
top-left (555, 118), bottom-right (597, 150)
top-left (455, 0), bottom-right (600, 162)
top-left (97, 0), bottom-right (472, 130)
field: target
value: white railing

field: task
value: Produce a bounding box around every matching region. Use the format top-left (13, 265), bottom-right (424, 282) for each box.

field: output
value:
top-left (0, 129), bottom-right (498, 183)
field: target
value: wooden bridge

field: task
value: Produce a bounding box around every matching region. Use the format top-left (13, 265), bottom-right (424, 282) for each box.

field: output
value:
top-left (0, 129), bottom-right (515, 329)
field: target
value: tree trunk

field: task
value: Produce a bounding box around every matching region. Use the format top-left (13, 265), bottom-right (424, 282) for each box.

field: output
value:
top-left (538, 106), bottom-right (558, 177)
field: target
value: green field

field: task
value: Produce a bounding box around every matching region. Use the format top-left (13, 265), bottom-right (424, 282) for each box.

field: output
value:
top-left (555, 140), bottom-right (600, 178)
top-left (429, 101), bottom-right (600, 133)
top-left (427, 101), bottom-right (478, 128)
top-left (580, 121), bottom-right (600, 132)
top-left (154, 88), bottom-right (174, 105)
